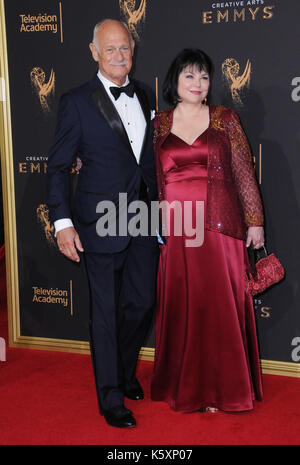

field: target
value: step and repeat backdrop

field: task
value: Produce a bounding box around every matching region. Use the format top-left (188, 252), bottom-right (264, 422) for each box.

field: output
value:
top-left (2, 0), bottom-right (300, 368)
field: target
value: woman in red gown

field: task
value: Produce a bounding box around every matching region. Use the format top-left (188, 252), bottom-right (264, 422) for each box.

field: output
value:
top-left (151, 49), bottom-right (264, 413)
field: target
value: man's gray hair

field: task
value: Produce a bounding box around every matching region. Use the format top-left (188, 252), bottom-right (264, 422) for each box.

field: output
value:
top-left (92, 19), bottom-right (134, 50)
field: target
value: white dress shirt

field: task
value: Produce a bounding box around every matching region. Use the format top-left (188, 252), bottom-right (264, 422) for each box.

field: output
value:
top-left (54, 70), bottom-right (147, 235)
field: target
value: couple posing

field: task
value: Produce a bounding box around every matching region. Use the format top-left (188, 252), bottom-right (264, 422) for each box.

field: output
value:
top-left (47, 19), bottom-right (264, 428)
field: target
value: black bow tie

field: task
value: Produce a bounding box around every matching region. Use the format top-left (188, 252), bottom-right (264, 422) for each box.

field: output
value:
top-left (109, 82), bottom-right (135, 100)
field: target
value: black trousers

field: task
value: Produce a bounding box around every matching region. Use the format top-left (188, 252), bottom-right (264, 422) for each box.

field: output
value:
top-left (83, 236), bottom-right (159, 411)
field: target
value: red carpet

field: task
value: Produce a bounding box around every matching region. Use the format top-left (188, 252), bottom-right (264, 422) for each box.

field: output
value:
top-left (1, 245), bottom-right (300, 446)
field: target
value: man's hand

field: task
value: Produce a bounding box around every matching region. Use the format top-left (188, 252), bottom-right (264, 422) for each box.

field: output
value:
top-left (246, 226), bottom-right (264, 249)
top-left (56, 227), bottom-right (84, 262)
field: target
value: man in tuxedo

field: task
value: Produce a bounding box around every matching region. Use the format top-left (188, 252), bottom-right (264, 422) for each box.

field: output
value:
top-left (47, 19), bottom-right (159, 428)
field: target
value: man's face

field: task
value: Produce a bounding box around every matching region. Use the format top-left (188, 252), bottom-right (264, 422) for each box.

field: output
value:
top-left (90, 21), bottom-right (134, 86)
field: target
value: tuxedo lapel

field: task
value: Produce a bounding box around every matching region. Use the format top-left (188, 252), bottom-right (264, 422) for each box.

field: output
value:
top-left (134, 83), bottom-right (151, 127)
top-left (90, 78), bottom-right (135, 158)
top-left (134, 83), bottom-right (151, 163)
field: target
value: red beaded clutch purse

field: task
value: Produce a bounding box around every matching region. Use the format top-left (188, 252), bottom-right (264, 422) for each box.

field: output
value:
top-left (245, 246), bottom-right (285, 296)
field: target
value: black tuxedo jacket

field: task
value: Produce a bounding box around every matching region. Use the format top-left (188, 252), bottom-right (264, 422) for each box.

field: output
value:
top-left (47, 73), bottom-right (158, 253)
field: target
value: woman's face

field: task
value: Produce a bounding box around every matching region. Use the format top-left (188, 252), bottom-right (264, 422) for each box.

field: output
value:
top-left (177, 65), bottom-right (210, 105)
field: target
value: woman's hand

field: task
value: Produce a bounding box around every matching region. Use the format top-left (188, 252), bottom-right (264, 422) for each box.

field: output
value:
top-left (246, 226), bottom-right (264, 249)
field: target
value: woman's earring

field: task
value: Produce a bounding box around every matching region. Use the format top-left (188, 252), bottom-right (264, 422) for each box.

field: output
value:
top-left (203, 97), bottom-right (207, 105)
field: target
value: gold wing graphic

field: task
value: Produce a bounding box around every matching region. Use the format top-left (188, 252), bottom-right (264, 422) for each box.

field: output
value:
top-left (222, 58), bottom-right (251, 106)
top-left (124, 0), bottom-right (146, 23)
top-left (232, 59), bottom-right (251, 91)
top-left (39, 68), bottom-right (55, 99)
top-left (30, 67), bottom-right (55, 112)
top-left (37, 204), bottom-right (55, 245)
top-left (39, 69), bottom-right (55, 112)
top-left (120, 0), bottom-right (146, 39)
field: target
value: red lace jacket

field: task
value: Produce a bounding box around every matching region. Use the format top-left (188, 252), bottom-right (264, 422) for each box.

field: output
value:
top-left (154, 105), bottom-right (264, 241)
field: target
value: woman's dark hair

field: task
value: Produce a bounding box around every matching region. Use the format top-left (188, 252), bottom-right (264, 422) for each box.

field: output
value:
top-left (163, 48), bottom-right (213, 106)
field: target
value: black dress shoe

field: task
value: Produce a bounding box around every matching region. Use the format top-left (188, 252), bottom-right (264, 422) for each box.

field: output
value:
top-left (124, 378), bottom-right (144, 400)
top-left (101, 404), bottom-right (136, 428)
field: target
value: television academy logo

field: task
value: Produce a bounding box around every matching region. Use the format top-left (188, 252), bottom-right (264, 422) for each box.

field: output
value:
top-left (119, 0), bottom-right (146, 40)
top-left (32, 285), bottom-right (69, 307)
top-left (30, 67), bottom-right (55, 113)
top-left (18, 4), bottom-right (64, 43)
top-left (222, 58), bottom-right (251, 107)
top-left (19, 13), bottom-right (58, 34)
top-left (31, 282), bottom-right (74, 316)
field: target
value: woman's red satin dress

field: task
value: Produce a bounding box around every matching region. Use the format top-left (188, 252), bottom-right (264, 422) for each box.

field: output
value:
top-left (151, 130), bottom-right (263, 413)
